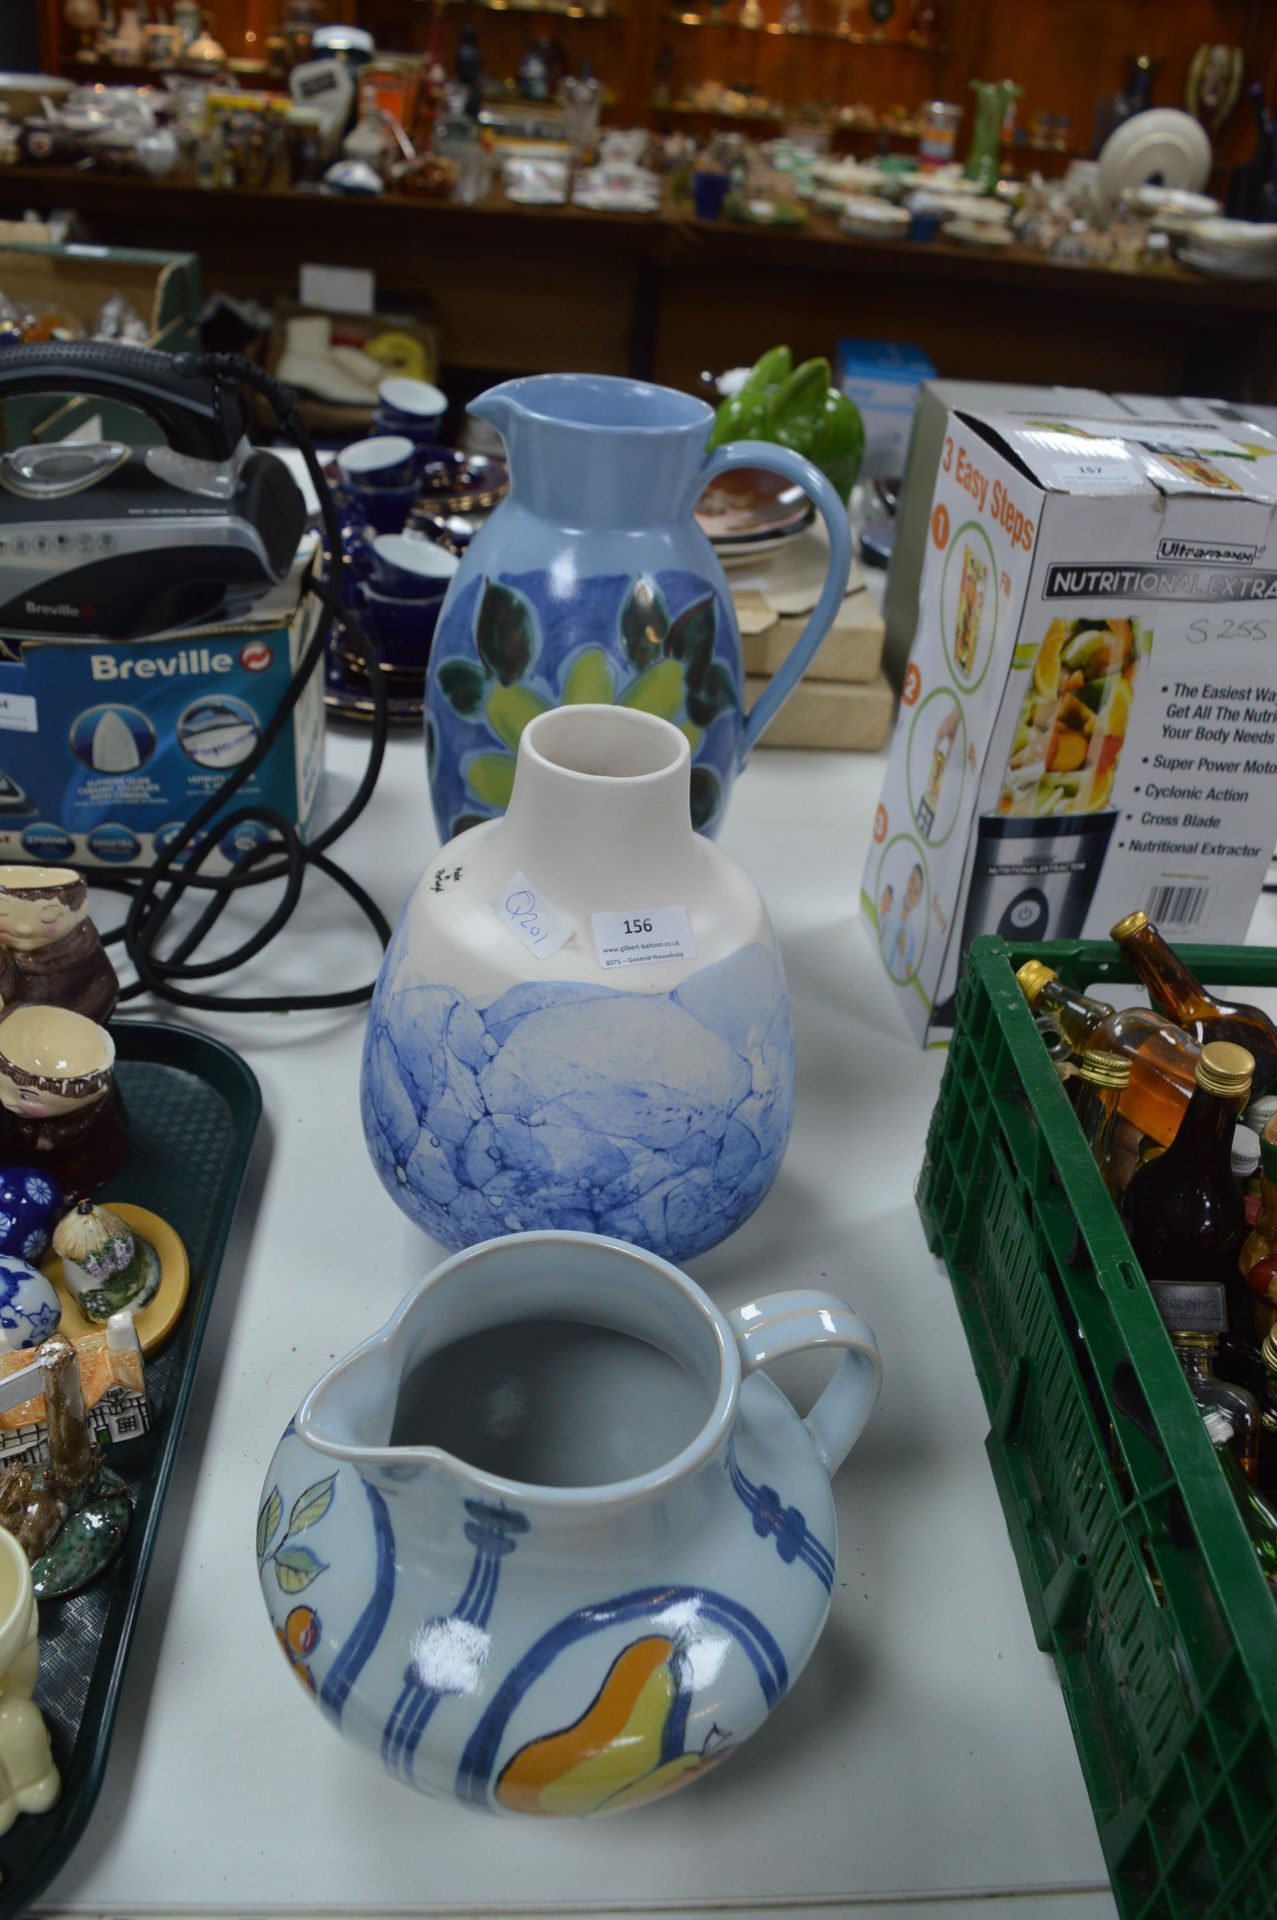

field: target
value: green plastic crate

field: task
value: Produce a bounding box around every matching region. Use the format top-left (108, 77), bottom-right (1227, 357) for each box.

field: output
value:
top-left (918, 935), bottom-right (1277, 1920)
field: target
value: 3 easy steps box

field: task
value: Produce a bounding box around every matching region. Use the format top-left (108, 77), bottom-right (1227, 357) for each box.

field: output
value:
top-left (864, 407), bottom-right (1277, 1043)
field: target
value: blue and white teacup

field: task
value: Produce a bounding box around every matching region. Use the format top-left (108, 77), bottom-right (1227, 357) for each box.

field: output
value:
top-left (357, 580), bottom-right (447, 673)
top-left (337, 434), bottom-right (418, 489)
top-left (375, 378), bottom-right (447, 448)
top-left (369, 533), bottom-right (460, 600)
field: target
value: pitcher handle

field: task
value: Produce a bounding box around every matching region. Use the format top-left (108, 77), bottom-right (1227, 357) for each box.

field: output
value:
top-left (727, 1290), bottom-right (881, 1479)
top-left (698, 440), bottom-right (853, 762)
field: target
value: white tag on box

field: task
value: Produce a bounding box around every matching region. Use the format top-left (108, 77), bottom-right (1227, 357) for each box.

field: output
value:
top-left (492, 871), bottom-right (573, 961)
top-left (299, 264), bottom-right (375, 316)
top-left (592, 907), bottom-right (696, 970)
top-left (0, 694), bottom-right (38, 734)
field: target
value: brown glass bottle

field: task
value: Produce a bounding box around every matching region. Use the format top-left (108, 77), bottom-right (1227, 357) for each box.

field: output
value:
top-left (1122, 1041), bottom-right (1258, 1381)
top-left (1016, 959), bottom-right (1199, 1147)
top-left (1149, 1280), bottom-right (1260, 1480)
top-left (1240, 1113), bottom-right (1277, 1343)
top-left (1257, 1325), bottom-right (1277, 1493)
top-left (1111, 909), bottom-right (1277, 1093)
top-left (1073, 1049), bottom-right (1135, 1195)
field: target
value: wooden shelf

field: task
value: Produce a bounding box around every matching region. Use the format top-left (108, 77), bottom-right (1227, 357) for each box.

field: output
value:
top-left (440, 0), bottom-right (625, 15)
top-left (661, 12), bottom-right (945, 51)
top-left (651, 97), bottom-right (908, 134)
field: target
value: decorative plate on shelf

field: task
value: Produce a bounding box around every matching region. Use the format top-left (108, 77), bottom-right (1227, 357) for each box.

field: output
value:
top-left (695, 467), bottom-right (814, 547)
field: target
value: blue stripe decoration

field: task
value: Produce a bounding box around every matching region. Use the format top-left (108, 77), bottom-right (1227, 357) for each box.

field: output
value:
top-left (727, 1445), bottom-right (834, 1593)
top-left (318, 1482), bottom-right (396, 1726)
top-left (379, 1499), bottom-right (528, 1785)
top-left (455, 1584), bottom-right (789, 1808)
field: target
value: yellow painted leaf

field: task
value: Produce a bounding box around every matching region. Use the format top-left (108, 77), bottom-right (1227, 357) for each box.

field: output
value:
top-left (678, 722), bottom-right (702, 754)
top-left (619, 660), bottom-right (685, 721)
top-left (562, 648), bottom-right (615, 705)
top-left (466, 752), bottom-right (517, 808)
top-left (485, 683), bottom-right (549, 752)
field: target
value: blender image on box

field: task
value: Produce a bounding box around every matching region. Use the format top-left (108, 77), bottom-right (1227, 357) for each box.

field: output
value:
top-left (961, 616), bottom-right (1148, 950)
top-left (954, 544), bottom-right (988, 677)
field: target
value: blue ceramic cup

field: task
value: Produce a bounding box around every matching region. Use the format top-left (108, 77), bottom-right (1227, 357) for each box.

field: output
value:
top-left (375, 378), bottom-right (447, 449)
top-left (692, 170), bottom-right (730, 220)
top-left (337, 434), bottom-right (418, 489)
top-left (357, 580), bottom-right (446, 672)
top-left (370, 533), bottom-right (460, 599)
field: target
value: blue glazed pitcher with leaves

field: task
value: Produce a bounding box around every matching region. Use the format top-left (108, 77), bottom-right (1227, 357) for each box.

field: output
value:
top-left (424, 374), bottom-right (853, 840)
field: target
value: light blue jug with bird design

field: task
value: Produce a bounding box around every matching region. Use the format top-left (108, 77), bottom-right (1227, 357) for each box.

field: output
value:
top-left (424, 373), bottom-right (853, 841)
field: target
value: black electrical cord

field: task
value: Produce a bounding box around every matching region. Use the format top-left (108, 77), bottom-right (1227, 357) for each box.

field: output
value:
top-left (85, 352), bottom-right (393, 1014)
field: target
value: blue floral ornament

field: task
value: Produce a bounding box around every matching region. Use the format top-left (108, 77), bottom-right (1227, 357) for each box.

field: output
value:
top-left (0, 1252), bottom-right (62, 1351)
top-left (0, 1167), bottom-right (64, 1266)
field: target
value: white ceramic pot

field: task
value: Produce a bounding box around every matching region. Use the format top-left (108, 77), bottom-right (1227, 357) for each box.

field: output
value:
top-left (361, 705), bottom-right (795, 1262)
top-left (257, 1231), bottom-right (881, 1814)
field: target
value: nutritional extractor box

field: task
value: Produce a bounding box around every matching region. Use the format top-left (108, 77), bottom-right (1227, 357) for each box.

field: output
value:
top-left (864, 408), bottom-right (1277, 1044)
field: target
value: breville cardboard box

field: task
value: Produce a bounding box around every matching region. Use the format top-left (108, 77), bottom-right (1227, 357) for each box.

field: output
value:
top-left (0, 555), bottom-right (323, 874)
top-left (863, 406), bottom-right (1277, 1044)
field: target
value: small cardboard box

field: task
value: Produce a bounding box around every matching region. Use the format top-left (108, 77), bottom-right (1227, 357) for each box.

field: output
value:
top-left (864, 405), bottom-right (1277, 1044)
top-left (0, 556), bottom-right (323, 874)
top-left (0, 242), bottom-right (200, 446)
top-left (836, 339), bottom-right (936, 482)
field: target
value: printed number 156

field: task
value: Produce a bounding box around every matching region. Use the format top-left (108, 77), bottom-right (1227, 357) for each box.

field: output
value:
top-left (623, 917), bottom-right (653, 935)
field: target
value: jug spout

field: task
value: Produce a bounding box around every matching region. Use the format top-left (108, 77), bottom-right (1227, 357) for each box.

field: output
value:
top-left (465, 374), bottom-right (715, 529)
top-left (467, 382), bottom-right (518, 447)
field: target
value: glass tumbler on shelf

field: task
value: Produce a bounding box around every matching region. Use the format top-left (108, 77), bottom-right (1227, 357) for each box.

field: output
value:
top-left (918, 99), bottom-right (962, 169)
top-left (562, 72), bottom-right (602, 155)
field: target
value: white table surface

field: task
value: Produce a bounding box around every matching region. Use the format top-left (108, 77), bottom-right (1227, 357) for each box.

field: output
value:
top-left (34, 720), bottom-right (1125, 1920)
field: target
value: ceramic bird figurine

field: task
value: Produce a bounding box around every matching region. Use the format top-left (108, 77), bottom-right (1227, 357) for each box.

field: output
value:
top-left (0, 868), bottom-right (118, 1027)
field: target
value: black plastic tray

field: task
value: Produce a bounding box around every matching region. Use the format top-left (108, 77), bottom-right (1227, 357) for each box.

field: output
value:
top-left (0, 1020), bottom-right (261, 1919)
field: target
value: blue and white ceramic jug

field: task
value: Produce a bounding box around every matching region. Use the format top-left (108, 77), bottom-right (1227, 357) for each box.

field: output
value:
top-left (258, 1231), bottom-right (882, 1815)
top-left (424, 374), bottom-right (853, 841)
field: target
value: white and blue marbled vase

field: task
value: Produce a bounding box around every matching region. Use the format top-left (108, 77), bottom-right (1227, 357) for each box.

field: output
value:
top-left (361, 704), bottom-right (795, 1263)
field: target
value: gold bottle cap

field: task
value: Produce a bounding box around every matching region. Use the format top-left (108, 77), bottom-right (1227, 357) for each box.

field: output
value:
top-left (1110, 909), bottom-right (1150, 940)
top-left (1195, 1041), bottom-right (1255, 1098)
top-left (1015, 959), bottom-right (1057, 1006)
top-left (1078, 1049), bottom-right (1131, 1088)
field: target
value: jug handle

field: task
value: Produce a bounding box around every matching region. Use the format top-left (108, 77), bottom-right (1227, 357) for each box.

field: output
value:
top-left (727, 1291), bottom-right (881, 1479)
top-left (697, 440), bottom-right (853, 763)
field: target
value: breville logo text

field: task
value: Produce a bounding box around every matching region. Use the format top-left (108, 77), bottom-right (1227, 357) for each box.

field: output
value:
top-left (24, 600), bottom-right (79, 619)
top-left (1158, 537), bottom-right (1258, 565)
top-left (91, 647), bottom-right (234, 681)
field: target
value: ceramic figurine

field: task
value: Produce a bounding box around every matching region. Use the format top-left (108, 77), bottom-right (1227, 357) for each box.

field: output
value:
top-left (0, 1317), bottom-right (148, 1476)
top-left (424, 372), bottom-right (852, 843)
top-left (0, 1325), bottom-right (140, 1597)
top-left (0, 1168), bottom-right (63, 1265)
top-left (0, 1007), bottom-right (128, 1206)
top-left (0, 1257), bottom-right (60, 1354)
top-left (0, 867), bottom-right (119, 1027)
top-left (51, 1201), bottom-right (161, 1325)
top-left (258, 1230), bottom-right (881, 1813)
top-left (363, 705), bottom-right (795, 1263)
top-left (0, 1525), bottom-right (59, 1835)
